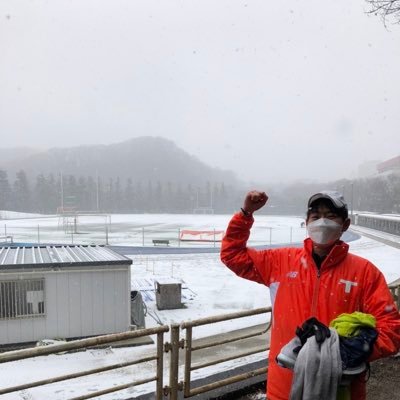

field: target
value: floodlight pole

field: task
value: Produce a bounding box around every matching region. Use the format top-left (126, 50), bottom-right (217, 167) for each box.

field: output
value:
top-left (351, 182), bottom-right (354, 218)
top-left (60, 172), bottom-right (64, 210)
top-left (96, 170), bottom-right (100, 212)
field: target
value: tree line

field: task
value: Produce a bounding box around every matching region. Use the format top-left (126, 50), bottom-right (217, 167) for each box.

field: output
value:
top-left (0, 169), bottom-right (399, 215)
top-left (268, 174), bottom-right (400, 216)
top-left (0, 169), bottom-right (242, 214)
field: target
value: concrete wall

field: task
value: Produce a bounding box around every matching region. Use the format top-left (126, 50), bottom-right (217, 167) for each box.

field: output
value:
top-left (0, 265), bottom-right (131, 345)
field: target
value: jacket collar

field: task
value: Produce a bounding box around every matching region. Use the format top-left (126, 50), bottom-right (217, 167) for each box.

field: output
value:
top-left (304, 238), bottom-right (349, 269)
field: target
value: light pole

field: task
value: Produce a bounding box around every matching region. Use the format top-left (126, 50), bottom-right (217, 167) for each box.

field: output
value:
top-left (60, 172), bottom-right (64, 210)
top-left (351, 182), bottom-right (354, 218)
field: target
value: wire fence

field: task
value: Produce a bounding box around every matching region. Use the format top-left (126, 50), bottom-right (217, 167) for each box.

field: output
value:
top-left (0, 221), bottom-right (307, 247)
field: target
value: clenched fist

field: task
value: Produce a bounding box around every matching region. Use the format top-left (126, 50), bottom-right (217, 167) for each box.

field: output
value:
top-left (242, 191), bottom-right (268, 214)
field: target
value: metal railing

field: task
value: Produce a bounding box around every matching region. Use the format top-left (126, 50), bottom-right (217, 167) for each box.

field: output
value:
top-left (0, 283), bottom-right (399, 399)
top-left (174, 307), bottom-right (272, 399)
top-left (0, 235), bottom-right (13, 244)
top-left (1, 222), bottom-right (306, 247)
top-left (0, 326), bottom-right (169, 400)
top-left (0, 309), bottom-right (272, 400)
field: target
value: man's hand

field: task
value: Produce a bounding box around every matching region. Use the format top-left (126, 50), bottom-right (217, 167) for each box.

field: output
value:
top-left (295, 317), bottom-right (331, 348)
top-left (243, 191), bottom-right (268, 214)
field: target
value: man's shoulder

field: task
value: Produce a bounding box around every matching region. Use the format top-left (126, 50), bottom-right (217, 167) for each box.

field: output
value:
top-left (345, 252), bottom-right (381, 274)
top-left (346, 251), bottom-right (373, 265)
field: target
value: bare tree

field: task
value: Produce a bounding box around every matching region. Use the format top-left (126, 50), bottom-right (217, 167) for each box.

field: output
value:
top-left (366, 0), bottom-right (400, 25)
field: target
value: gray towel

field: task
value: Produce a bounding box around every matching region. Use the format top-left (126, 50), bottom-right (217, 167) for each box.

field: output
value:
top-left (290, 328), bottom-right (342, 400)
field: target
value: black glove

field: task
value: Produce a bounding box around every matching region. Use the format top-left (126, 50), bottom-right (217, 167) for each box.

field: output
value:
top-left (295, 317), bottom-right (331, 351)
top-left (340, 327), bottom-right (378, 370)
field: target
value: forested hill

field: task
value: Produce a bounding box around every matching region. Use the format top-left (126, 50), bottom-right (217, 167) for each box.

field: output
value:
top-left (0, 137), bottom-right (243, 214)
top-left (0, 147), bottom-right (41, 164)
top-left (0, 137), bottom-right (238, 187)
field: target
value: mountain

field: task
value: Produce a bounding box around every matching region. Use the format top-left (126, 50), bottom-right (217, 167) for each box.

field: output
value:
top-left (0, 147), bottom-right (41, 164)
top-left (0, 137), bottom-right (238, 186)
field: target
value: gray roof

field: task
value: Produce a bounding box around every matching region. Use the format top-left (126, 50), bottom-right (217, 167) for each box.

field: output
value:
top-left (0, 245), bottom-right (132, 270)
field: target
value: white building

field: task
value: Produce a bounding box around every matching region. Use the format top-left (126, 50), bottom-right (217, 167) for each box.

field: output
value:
top-left (357, 160), bottom-right (380, 178)
top-left (0, 245), bottom-right (132, 345)
top-left (377, 155), bottom-right (400, 176)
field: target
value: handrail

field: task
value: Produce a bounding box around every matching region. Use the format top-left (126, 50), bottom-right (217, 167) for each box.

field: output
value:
top-left (191, 326), bottom-right (269, 351)
top-left (0, 355), bottom-right (156, 395)
top-left (0, 282), bottom-right (398, 400)
top-left (188, 367), bottom-right (267, 397)
top-left (179, 307), bottom-right (272, 398)
top-left (0, 326), bottom-right (169, 400)
top-left (181, 306), bottom-right (272, 328)
top-left (0, 326), bottom-right (168, 363)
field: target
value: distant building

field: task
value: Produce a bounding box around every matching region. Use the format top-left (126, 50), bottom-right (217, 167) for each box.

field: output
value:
top-left (357, 160), bottom-right (380, 178)
top-left (377, 155), bottom-right (400, 175)
top-left (0, 245), bottom-right (132, 345)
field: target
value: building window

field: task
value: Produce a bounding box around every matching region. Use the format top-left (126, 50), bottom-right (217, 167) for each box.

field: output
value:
top-left (0, 279), bottom-right (45, 319)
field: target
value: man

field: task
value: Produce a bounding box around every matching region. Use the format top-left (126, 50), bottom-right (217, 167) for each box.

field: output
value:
top-left (220, 190), bottom-right (400, 399)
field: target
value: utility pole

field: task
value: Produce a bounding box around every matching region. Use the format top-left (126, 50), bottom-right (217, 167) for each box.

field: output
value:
top-left (96, 170), bottom-right (100, 212)
top-left (351, 182), bottom-right (354, 218)
top-left (60, 172), bottom-right (64, 210)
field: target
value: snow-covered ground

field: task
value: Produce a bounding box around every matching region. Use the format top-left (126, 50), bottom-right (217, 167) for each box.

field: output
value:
top-left (0, 210), bottom-right (45, 220)
top-left (0, 212), bottom-right (307, 246)
top-left (0, 213), bottom-right (399, 400)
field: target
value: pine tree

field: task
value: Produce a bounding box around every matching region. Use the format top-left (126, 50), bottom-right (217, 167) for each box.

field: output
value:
top-left (13, 170), bottom-right (31, 212)
top-left (124, 178), bottom-right (135, 212)
top-left (0, 170), bottom-right (12, 211)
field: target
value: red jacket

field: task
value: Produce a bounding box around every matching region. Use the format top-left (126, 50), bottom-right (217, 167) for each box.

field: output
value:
top-left (221, 213), bottom-right (400, 400)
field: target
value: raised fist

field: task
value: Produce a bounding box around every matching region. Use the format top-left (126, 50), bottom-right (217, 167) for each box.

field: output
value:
top-left (243, 191), bottom-right (268, 214)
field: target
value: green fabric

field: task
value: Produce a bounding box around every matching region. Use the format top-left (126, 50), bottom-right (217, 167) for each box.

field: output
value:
top-left (337, 385), bottom-right (351, 400)
top-left (330, 311), bottom-right (376, 338)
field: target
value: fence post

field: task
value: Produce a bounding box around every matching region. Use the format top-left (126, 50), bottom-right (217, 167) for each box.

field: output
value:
top-left (156, 331), bottom-right (165, 400)
top-left (142, 227), bottom-right (145, 247)
top-left (4, 224), bottom-right (6, 237)
top-left (37, 225), bottom-right (40, 244)
top-left (213, 228), bottom-right (216, 248)
top-left (178, 228), bottom-right (180, 247)
top-left (290, 227), bottom-right (293, 243)
top-left (269, 227), bottom-right (272, 245)
top-left (183, 327), bottom-right (193, 397)
top-left (105, 225), bottom-right (109, 245)
top-left (168, 324), bottom-right (181, 400)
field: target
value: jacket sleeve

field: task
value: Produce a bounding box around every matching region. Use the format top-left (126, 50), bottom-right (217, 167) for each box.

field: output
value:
top-left (362, 263), bottom-right (400, 360)
top-left (220, 212), bottom-right (280, 286)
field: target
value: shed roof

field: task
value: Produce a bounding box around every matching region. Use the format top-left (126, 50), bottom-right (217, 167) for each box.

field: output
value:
top-left (0, 245), bottom-right (132, 270)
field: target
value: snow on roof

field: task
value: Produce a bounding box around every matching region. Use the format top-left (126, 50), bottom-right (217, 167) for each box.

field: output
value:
top-left (154, 277), bottom-right (182, 285)
top-left (0, 245), bottom-right (132, 269)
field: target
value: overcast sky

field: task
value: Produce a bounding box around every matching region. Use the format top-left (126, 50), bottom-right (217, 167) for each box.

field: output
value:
top-left (1, 0), bottom-right (399, 184)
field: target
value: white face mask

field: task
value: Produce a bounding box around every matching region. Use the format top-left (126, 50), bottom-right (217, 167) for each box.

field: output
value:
top-left (307, 218), bottom-right (343, 245)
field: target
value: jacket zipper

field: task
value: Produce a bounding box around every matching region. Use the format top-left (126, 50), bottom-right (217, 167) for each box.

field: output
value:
top-left (310, 268), bottom-right (321, 316)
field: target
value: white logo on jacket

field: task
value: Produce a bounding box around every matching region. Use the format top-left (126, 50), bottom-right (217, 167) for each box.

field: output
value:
top-left (339, 279), bottom-right (358, 293)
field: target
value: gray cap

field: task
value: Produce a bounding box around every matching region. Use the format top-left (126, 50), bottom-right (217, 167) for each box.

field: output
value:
top-left (308, 190), bottom-right (348, 210)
